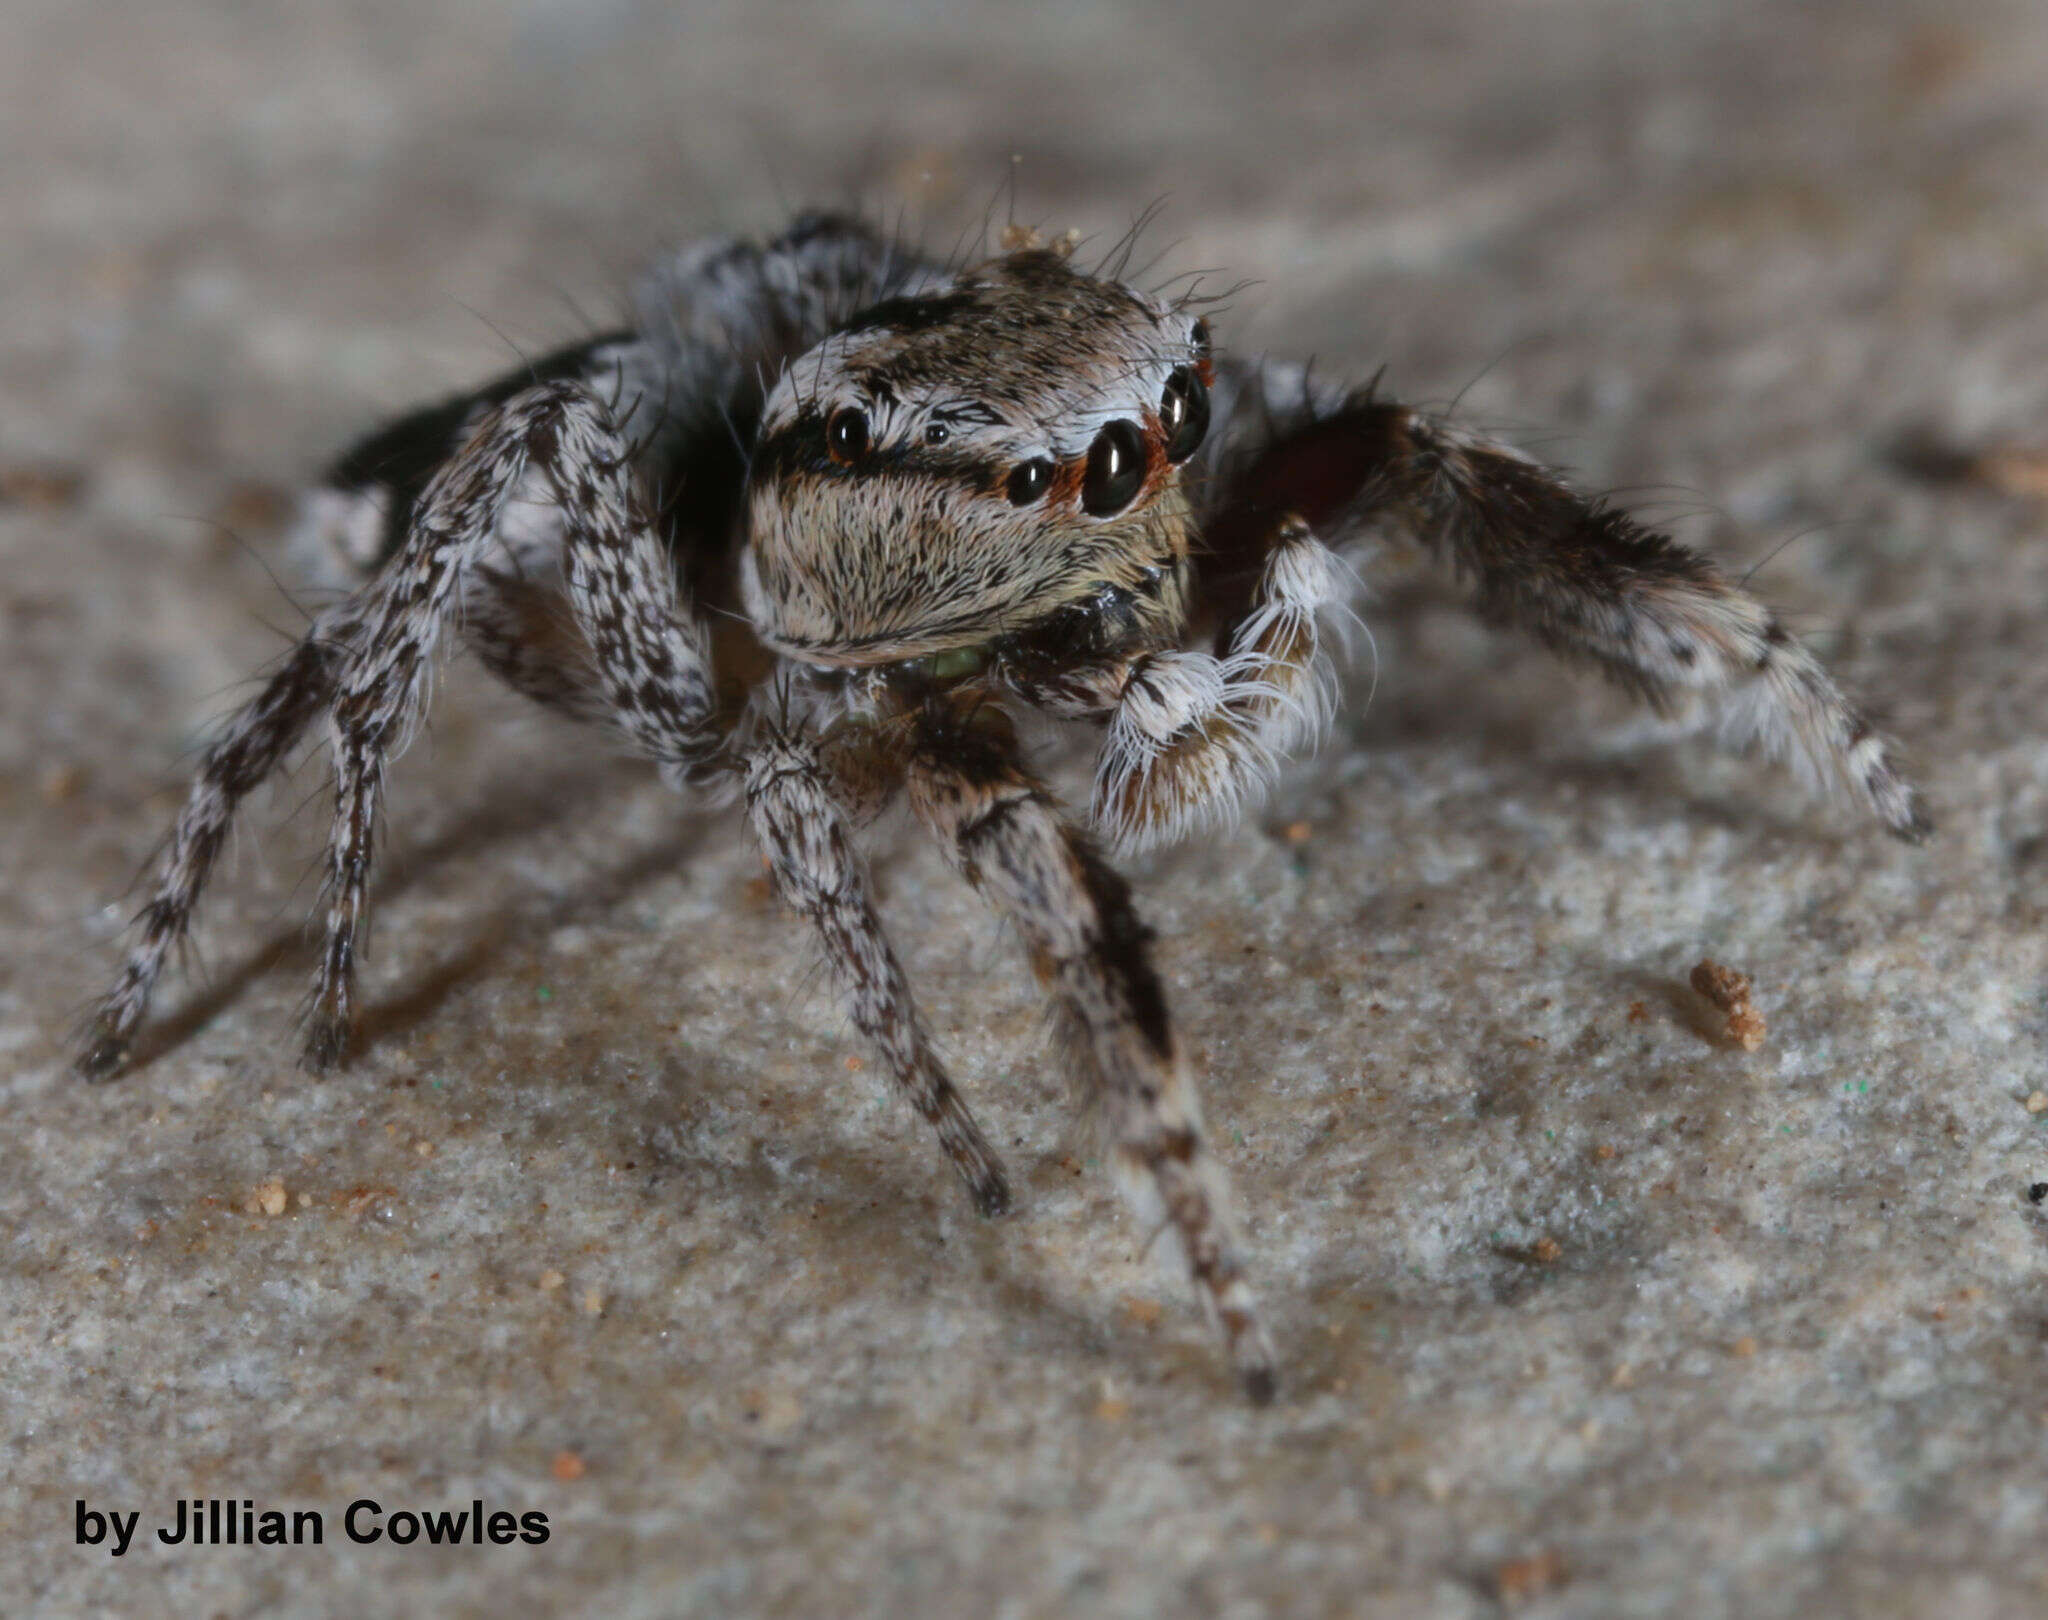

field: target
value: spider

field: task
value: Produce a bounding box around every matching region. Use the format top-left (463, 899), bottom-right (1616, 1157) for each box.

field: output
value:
top-left (77, 211), bottom-right (1927, 1402)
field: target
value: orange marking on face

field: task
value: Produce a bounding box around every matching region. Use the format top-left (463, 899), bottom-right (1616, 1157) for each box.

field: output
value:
top-left (1046, 453), bottom-right (1089, 512)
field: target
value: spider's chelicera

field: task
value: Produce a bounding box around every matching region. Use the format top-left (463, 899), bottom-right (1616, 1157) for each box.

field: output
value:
top-left (78, 212), bottom-right (1927, 1402)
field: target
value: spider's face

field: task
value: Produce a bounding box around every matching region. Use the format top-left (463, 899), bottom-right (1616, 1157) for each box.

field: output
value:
top-left (741, 249), bottom-right (1212, 669)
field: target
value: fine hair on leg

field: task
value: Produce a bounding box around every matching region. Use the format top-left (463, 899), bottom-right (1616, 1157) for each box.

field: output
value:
top-left (742, 715), bottom-right (1011, 1215)
top-left (905, 698), bottom-right (1277, 1401)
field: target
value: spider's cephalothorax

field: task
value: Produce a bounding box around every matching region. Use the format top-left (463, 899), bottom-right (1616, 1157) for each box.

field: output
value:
top-left (78, 212), bottom-right (1928, 1405)
top-left (743, 247), bottom-right (1203, 669)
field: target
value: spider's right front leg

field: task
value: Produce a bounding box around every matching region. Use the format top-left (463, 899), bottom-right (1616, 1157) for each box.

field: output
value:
top-left (305, 380), bottom-right (723, 1070)
top-left (741, 721), bottom-right (1011, 1216)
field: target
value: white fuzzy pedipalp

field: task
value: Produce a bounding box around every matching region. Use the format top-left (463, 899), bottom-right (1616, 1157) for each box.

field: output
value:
top-left (1092, 524), bottom-right (1349, 854)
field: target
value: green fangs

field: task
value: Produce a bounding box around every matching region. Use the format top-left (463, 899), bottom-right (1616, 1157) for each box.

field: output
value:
top-left (918, 644), bottom-right (990, 681)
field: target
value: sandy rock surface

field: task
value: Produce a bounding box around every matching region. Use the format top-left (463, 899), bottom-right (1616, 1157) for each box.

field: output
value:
top-left (3, 2), bottom-right (2045, 1615)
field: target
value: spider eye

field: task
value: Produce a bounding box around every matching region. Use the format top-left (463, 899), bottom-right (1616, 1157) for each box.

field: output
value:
top-left (1191, 318), bottom-right (1212, 357)
top-left (1159, 367), bottom-right (1210, 464)
top-left (1081, 420), bottom-right (1148, 517)
top-left (923, 421), bottom-right (950, 446)
top-left (826, 406), bottom-right (870, 465)
top-left (1006, 458), bottom-right (1055, 506)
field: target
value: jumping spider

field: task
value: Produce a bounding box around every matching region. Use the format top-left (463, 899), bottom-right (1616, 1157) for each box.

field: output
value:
top-left (79, 212), bottom-right (1927, 1402)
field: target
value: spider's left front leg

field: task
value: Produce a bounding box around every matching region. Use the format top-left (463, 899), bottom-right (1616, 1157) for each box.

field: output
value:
top-left (1086, 514), bottom-right (1348, 852)
top-left (905, 700), bottom-right (1277, 1401)
top-left (1210, 388), bottom-right (1929, 840)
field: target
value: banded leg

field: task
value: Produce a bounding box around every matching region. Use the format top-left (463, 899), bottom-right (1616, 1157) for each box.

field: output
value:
top-left (75, 609), bottom-right (359, 1078)
top-left (305, 380), bottom-right (721, 1070)
top-left (1209, 393), bottom-right (1929, 840)
top-left (906, 704), bottom-right (1276, 1402)
top-left (743, 727), bottom-right (1010, 1215)
top-left (1091, 515), bottom-right (1345, 852)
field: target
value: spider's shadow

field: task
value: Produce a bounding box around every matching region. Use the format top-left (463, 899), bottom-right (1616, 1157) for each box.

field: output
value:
top-left (114, 755), bottom-right (689, 1073)
top-left (638, 1102), bottom-right (1205, 1399)
top-left (349, 816), bottom-right (709, 1057)
top-left (646, 1107), bottom-right (1137, 1373)
top-left (125, 783), bottom-right (1163, 1394)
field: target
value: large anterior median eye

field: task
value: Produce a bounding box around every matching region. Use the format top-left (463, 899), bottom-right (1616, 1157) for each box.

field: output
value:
top-left (1006, 458), bottom-right (1054, 506)
top-left (1160, 366), bottom-right (1210, 463)
top-left (826, 406), bottom-right (870, 464)
top-left (1081, 420), bottom-right (1148, 516)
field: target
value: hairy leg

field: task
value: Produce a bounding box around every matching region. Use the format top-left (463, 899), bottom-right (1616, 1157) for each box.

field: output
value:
top-left (905, 702), bottom-right (1276, 1401)
top-left (1205, 387), bottom-right (1928, 839)
top-left (75, 607), bottom-right (360, 1078)
top-left (742, 721), bottom-right (1010, 1215)
top-left (306, 379), bottom-right (721, 1069)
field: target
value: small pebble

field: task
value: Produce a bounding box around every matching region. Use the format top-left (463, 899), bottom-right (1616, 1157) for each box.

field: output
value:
top-left (538, 1269), bottom-right (565, 1292)
top-left (1976, 445), bottom-right (2048, 499)
top-left (213, 480), bottom-right (292, 532)
top-left (0, 460), bottom-right (87, 508)
top-left (2025, 1091), bottom-right (2047, 1115)
top-left (1691, 959), bottom-right (1767, 1051)
top-left (1494, 1550), bottom-right (1566, 1605)
top-left (740, 1388), bottom-right (804, 1436)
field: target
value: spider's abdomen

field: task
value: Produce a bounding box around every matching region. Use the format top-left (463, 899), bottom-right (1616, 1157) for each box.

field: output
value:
top-left (288, 212), bottom-right (930, 602)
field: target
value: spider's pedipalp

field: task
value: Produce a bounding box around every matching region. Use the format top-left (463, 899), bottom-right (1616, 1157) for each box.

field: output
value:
top-left (906, 701), bottom-right (1276, 1402)
top-left (743, 723), bottom-right (1010, 1216)
top-left (1091, 514), bottom-right (1346, 853)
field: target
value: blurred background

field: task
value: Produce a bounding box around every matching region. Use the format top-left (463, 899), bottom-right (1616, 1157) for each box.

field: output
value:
top-left (5, 2), bottom-right (2046, 1616)
top-left (12, 0), bottom-right (2047, 487)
